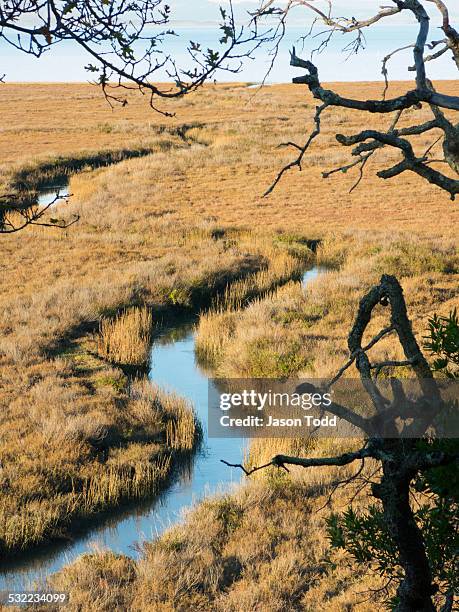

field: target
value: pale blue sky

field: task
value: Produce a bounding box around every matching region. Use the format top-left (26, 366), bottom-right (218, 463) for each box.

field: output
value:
top-left (1, 1), bottom-right (458, 82)
top-left (177, 0), bottom-right (459, 27)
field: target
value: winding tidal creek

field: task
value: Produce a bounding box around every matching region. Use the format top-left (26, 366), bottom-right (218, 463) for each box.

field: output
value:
top-left (0, 266), bottom-right (324, 591)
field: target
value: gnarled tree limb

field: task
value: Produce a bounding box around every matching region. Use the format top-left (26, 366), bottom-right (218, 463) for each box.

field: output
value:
top-left (256, 1), bottom-right (459, 199)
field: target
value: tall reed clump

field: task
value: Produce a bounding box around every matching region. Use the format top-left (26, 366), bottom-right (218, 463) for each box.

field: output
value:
top-left (129, 379), bottom-right (198, 452)
top-left (98, 306), bottom-right (153, 366)
top-left (165, 403), bottom-right (197, 451)
top-left (195, 309), bottom-right (238, 366)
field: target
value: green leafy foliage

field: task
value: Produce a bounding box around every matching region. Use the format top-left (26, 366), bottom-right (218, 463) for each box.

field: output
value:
top-left (326, 496), bottom-right (458, 600)
top-left (327, 506), bottom-right (400, 578)
top-left (416, 439), bottom-right (459, 500)
top-left (424, 309), bottom-right (459, 378)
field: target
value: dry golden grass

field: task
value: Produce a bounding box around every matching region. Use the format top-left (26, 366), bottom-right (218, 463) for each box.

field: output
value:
top-left (0, 374), bottom-right (199, 554)
top-left (196, 232), bottom-right (458, 379)
top-left (98, 306), bottom-right (153, 366)
top-left (0, 81), bottom-right (457, 606)
top-left (1, 81), bottom-right (458, 237)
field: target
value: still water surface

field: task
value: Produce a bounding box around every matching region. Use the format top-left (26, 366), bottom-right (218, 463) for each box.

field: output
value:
top-left (37, 184), bottom-right (69, 208)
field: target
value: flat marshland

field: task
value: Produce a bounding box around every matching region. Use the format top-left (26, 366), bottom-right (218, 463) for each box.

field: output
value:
top-left (0, 81), bottom-right (457, 609)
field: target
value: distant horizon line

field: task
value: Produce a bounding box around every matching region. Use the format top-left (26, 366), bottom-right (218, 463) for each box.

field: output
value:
top-left (3, 78), bottom-right (457, 85)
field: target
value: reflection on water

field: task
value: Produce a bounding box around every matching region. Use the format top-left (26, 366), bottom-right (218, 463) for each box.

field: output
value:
top-left (246, 82), bottom-right (274, 89)
top-left (37, 183), bottom-right (69, 208)
top-left (0, 266), bottom-right (323, 591)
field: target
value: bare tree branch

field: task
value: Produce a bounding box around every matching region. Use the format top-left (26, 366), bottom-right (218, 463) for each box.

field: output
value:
top-left (253, 1), bottom-right (458, 199)
top-left (264, 101), bottom-right (328, 195)
top-left (222, 444), bottom-right (373, 475)
top-left (0, 192), bottom-right (79, 233)
top-left (426, 0), bottom-right (459, 68)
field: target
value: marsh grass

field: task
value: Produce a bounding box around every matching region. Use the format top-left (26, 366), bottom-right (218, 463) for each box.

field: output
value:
top-left (0, 82), bottom-right (457, 603)
top-left (98, 306), bottom-right (153, 366)
top-left (44, 440), bottom-right (382, 612)
top-left (0, 376), bottom-right (199, 555)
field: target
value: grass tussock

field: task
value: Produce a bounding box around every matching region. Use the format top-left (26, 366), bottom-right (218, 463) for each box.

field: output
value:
top-left (130, 377), bottom-right (198, 452)
top-left (39, 552), bottom-right (137, 611)
top-left (98, 306), bottom-right (153, 366)
top-left (165, 403), bottom-right (197, 451)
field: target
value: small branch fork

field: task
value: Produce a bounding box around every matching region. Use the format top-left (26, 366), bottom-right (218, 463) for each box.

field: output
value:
top-left (264, 102), bottom-right (328, 196)
top-left (257, 0), bottom-right (459, 199)
top-left (0, 192), bottom-right (79, 233)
